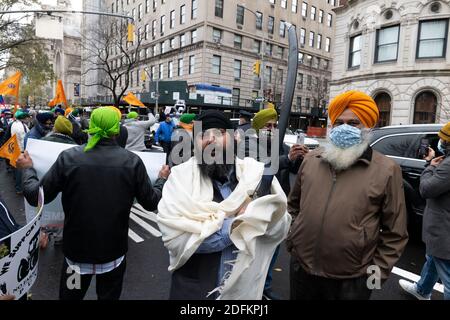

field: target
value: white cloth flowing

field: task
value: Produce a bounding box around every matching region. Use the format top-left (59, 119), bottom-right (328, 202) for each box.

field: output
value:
top-left (157, 157), bottom-right (291, 300)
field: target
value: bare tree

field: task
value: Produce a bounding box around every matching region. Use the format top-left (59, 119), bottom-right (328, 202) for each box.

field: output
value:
top-left (81, 16), bottom-right (144, 107)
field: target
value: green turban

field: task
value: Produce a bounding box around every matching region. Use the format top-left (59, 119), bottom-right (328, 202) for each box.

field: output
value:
top-left (84, 107), bottom-right (120, 152)
top-left (252, 108), bottom-right (278, 130)
top-left (179, 113), bottom-right (196, 124)
top-left (14, 110), bottom-right (28, 120)
top-left (127, 111), bottom-right (139, 119)
top-left (54, 116), bottom-right (73, 135)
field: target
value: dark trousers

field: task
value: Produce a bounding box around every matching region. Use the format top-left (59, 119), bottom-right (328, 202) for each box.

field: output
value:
top-left (59, 257), bottom-right (126, 300)
top-left (160, 141), bottom-right (172, 164)
top-left (290, 257), bottom-right (372, 300)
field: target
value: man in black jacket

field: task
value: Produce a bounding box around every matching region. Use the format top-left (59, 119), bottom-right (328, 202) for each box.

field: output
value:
top-left (17, 107), bottom-right (170, 300)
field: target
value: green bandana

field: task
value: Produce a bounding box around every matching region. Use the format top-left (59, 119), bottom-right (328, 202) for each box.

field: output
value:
top-left (84, 107), bottom-right (120, 152)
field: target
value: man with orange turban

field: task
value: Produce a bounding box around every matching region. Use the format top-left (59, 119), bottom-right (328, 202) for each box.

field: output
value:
top-left (287, 90), bottom-right (408, 300)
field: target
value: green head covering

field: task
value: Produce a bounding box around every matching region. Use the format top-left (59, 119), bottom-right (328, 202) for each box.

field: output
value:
top-left (179, 113), bottom-right (196, 124)
top-left (252, 108), bottom-right (278, 131)
top-left (15, 110), bottom-right (28, 120)
top-left (127, 111), bottom-right (139, 119)
top-left (84, 107), bottom-right (120, 152)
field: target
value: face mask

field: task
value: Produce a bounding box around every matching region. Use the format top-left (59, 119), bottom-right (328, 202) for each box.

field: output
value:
top-left (438, 140), bottom-right (447, 154)
top-left (329, 124), bottom-right (362, 149)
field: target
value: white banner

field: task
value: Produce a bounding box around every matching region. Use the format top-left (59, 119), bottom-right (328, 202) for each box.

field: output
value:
top-left (0, 188), bottom-right (44, 299)
top-left (24, 139), bottom-right (166, 226)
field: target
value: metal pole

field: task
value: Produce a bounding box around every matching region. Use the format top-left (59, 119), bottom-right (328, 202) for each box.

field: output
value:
top-left (260, 31), bottom-right (265, 111)
top-left (155, 79), bottom-right (159, 116)
top-left (0, 9), bottom-right (134, 22)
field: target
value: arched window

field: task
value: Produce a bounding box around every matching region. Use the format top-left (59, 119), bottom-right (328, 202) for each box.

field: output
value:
top-left (374, 92), bottom-right (391, 127)
top-left (414, 91), bottom-right (437, 124)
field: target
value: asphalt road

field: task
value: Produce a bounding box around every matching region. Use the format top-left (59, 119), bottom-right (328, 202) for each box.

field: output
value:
top-left (0, 159), bottom-right (443, 300)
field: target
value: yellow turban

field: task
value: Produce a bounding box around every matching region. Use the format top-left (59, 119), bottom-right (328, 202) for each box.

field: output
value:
top-left (108, 106), bottom-right (122, 120)
top-left (328, 91), bottom-right (380, 128)
top-left (54, 115), bottom-right (73, 135)
top-left (252, 108), bottom-right (278, 130)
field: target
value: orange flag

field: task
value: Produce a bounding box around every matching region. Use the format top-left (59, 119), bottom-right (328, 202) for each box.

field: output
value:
top-left (0, 71), bottom-right (22, 102)
top-left (0, 134), bottom-right (21, 167)
top-left (48, 80), bottom-right (68, 107)
top-left (123, 92), bottom-right (145, 107)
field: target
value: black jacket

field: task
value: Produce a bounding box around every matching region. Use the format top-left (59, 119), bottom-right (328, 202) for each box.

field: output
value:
top-left (22, 139), bottom-right (165, 263)
top-left (0, 195), bottom-right (19, 239)
top-left (42, 133), bottom-right (77, 145)
top-left (68, 116), bottom-right (88, 145)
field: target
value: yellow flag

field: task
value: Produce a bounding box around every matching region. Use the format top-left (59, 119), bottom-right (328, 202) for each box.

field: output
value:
top-left (0, 134), bottom-right (21, 167)
top-left (0, 71), bottom-right (22, 101)
top-left (123, 92), bottom-right (145, 107)
top-left (48, 80), bottom-right (68, 107)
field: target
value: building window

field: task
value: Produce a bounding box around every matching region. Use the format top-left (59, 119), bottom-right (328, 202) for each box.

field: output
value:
top-left (236, 5), bottom-right (245, 25)
top-left (268, 16), bottom-right (274, 34)
top-left (319, 9), bottom-right (324, 23)
top-left (189, 55), bottom-right (195, 74)
top-left (305, 97), bottom-right (310, 109)
top-left (234, 34), bottom-right (242, 49)
top-left (132, 8), bottom-right (136, 21)
top-left (327, 13), bottom-right (332, 27)
top-left (253, 40), bottom-right (261, 53)
top-left (191, 0), bottom-right (198, 19)
top-left (280, 21), bottom-right (286, 37)
top-left (296, 96), bottom-right (302, 111)
top-left (265, 43), bottom-right (273, 56)
top-left (278, 46), bottom-right (284, 59)
top-left (212, 55), bottom-right (221, 74)
top-left (256, 12), bottom-right (263, 30)
top-left (161, 41), bottom-right (166, 53)
top-left (191, 29), bottom-right (197, 43)
top-left (311, 6), bottom-right (316, 20)
top-left (138, 3), bottom-right (143, 20)
top-left (374, 92), bottom-right (392, 127)
top-left (281, 0), bottom-right (287, 9)
top-left (153, 45), bottom-right (158, 56)
top-left (232, 88), bottom-right (240, 106)
top-left (178, 58), bottom-right (184, 76)
top-left (317, 34), bottom-right (322, 49)
top-left (168, 61), bottom-right (173, 78)
top-left (213, 28), bottom-right (222, 42)
top-left (349, 34), bottom-right (361, 68)
top-left (145, 24), bottom-right (150, 40)
top-left (180, 33), bottom-right (186, 47)
top-left (159, 63), bottom-right (164, 79)
top-left (300, 28), bottom-right (306, 45)
top-left (151, 65), bottom-right (156, 80)
top-left (180, 5), bottom-right (186, 24)
top-left (302, 2), bottom-right (308, 18)
top-left (414, 91), bottom-right (437, 124)
top-left (325, 37), bottom-right (331, 52)
top-left (234, 60), bottom-right (242, 79)
top-left (169, 38), bottom-right (175, 49)
top-left (265, 66), bottom-right (272, 83)
top-left (375, 25), bottom-right (399, 63)
top-left (215, 0), bottom-right (223, 18)
top-left (153, 0), bottom-right (157, 10)
top-left (146, 0), bottom-right (150, 13)
top-left (292, 0), bottom-right (298, 13)
top-left (297, 73), bottom-right (303, 89)
top-left (152, 20), bottom-right (157, 38)
top-left (309, 31), bottom-right (315, 47)
top-left (170, 10), bottom-right (175, 28)
top-left (417, 19), bottom-right (448, 59)
top-left (160, 15), bottom-right (165, 34)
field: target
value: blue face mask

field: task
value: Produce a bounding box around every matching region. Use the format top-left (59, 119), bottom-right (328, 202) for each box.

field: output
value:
top-left (329, 124), bottom-right (362, 149)
top-left (438, 140), bottom-right (447, 154)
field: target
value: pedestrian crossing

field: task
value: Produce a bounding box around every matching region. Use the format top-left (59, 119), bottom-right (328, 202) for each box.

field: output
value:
top-left (128, 204), bottom-right (161, 243)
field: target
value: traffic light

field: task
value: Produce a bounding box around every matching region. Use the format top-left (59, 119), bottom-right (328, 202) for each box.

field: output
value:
top-left (127, 23), bottom-right (135, 42)
top-left (252, 60), bottom-right (261, 76)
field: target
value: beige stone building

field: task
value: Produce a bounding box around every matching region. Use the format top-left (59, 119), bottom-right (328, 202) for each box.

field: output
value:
top-left (331, 0), bottom-right (450, 126)
top-left (100, 0), bottom-right (337, 122)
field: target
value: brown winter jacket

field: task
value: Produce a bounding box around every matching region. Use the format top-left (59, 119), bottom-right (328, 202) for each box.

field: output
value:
top-left (287, 147), bottom-right (408, 280)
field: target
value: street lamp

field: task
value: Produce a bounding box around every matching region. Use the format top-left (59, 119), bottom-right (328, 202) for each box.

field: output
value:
top-left (241, 4), bottom-right (265, 110)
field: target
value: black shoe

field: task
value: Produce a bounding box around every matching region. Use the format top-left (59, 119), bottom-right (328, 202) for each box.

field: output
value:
top-left (262, 289), bottom-right (281, 300)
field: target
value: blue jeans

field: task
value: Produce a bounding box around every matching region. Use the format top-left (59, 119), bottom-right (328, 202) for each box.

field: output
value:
top-left (264, 245), bottom-right (280, 291)
top-left (417, 255), bottom-right (450, 300)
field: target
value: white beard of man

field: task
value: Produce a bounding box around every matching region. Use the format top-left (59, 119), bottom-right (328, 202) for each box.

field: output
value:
top-left (322, 129), bottom-right (373, 171)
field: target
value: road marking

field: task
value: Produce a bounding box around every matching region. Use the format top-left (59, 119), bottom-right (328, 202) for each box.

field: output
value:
top-left (130, 213), bottom-right (162, 238)
top-left (128, 228), bottom-right (144, 243)
top-left (131, 205), bottom-right (158, 223)
top-left (392, 267), bottom-right (444, 293)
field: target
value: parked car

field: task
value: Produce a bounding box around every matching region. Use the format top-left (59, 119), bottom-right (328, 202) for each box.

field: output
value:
top-left (369, 124), bottom-right (444, 239)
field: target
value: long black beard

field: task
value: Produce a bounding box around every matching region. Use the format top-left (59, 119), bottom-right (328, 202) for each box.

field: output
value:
top-left (198, 162), bottom-right (233, 181)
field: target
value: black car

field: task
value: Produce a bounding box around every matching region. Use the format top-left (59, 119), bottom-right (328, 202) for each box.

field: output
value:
top-left (370, 124), bottom-right (444, 239)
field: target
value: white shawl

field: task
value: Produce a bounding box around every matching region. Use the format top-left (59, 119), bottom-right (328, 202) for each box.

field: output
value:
top-left (157, 157), bottom-right (291, 300)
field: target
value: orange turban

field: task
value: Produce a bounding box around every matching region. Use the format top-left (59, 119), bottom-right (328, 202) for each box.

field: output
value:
top-left (64, 107), bottom-right (73, 117)
top-left (328, 91), bottom-right (380, 128)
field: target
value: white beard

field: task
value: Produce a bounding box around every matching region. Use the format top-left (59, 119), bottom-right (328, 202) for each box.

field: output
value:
top-left (322, 130), bottom-right (372, 171)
